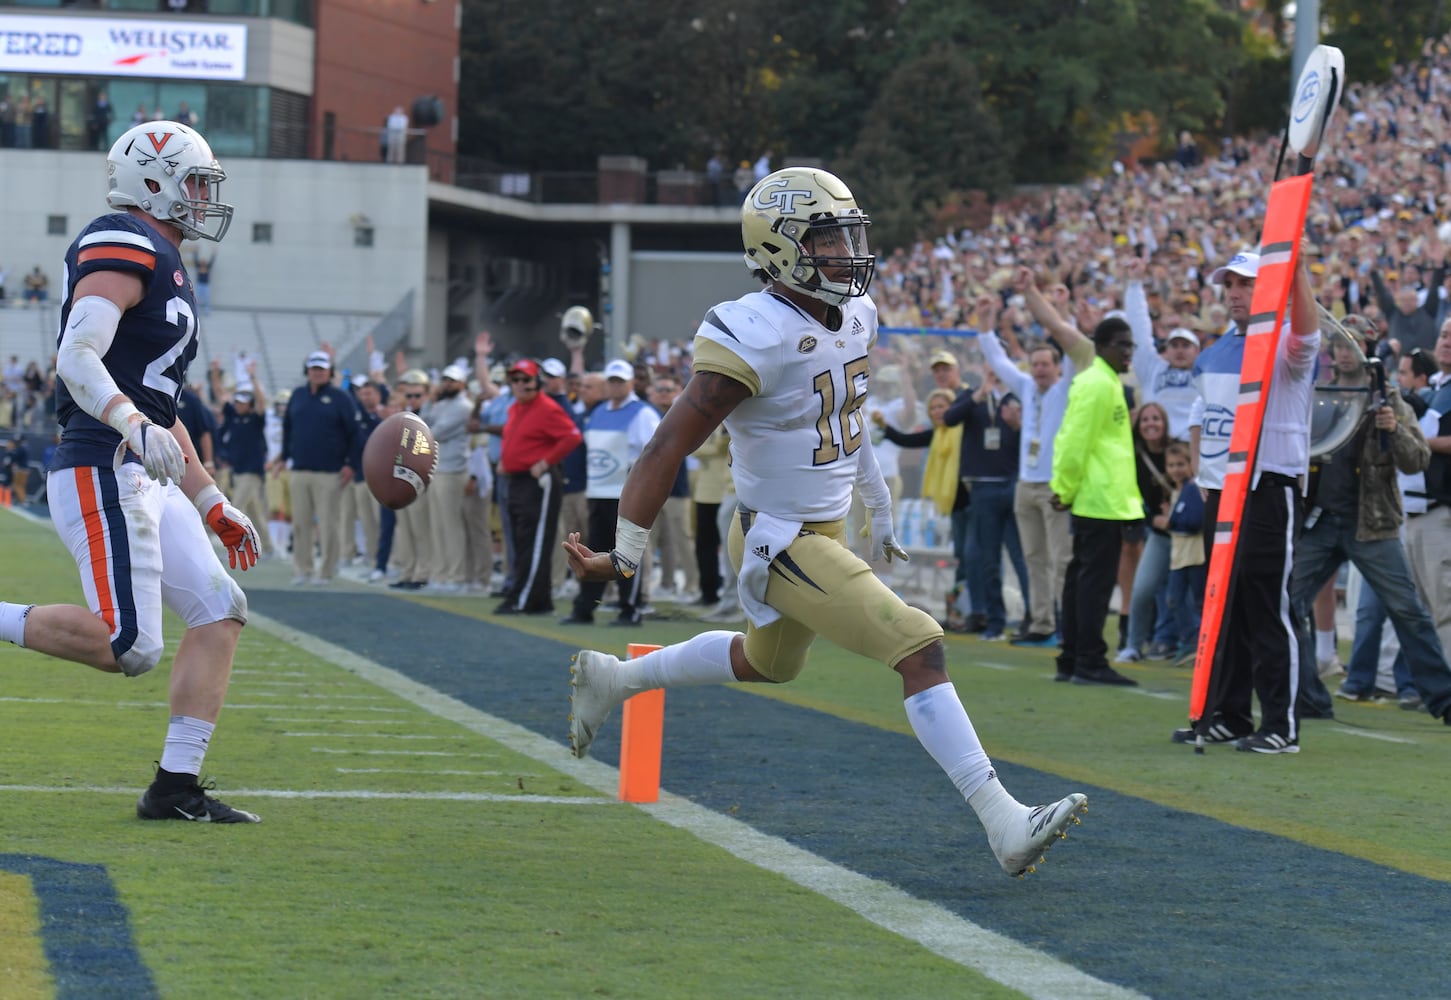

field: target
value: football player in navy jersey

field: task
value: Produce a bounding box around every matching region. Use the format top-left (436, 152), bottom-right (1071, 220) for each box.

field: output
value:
top-left (0, 121), bottom-right (265, 823)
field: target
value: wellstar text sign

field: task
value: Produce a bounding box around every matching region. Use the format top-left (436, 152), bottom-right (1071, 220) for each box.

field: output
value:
top-left (0, 14), bottom-right (247, 81)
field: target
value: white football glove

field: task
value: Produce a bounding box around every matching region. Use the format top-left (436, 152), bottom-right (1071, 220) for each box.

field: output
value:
top-left (193, 485), bottom-right (262, 570)
top-left (109, 403), bottom-right (186, 485)
top-left (860, 506), bottom-right (910, 564)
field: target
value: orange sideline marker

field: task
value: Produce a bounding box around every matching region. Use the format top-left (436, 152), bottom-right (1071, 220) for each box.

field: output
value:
top-left (618, 643), bottom-right (665, 803)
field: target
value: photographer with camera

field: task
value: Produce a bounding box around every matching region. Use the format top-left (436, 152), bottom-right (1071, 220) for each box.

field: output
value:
top-left (1290, 318), bottom-right (1451, 725)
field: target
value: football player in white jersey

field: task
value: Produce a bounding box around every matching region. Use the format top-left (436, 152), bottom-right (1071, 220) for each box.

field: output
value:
top-left (563, 168), bottom-right (1088, 877)
top-left (0, 121), bottom-right (264, 822)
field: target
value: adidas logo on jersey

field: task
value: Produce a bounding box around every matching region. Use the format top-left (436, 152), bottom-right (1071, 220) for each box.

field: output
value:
top-left (851, 316), bottom-right (865, 337)
top-left (752, 544), bottom-right (771, 561)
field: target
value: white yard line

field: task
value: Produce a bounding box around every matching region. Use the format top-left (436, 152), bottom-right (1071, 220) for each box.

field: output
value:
top-left (246, 611), bottom-right (1146, 1000)
top-left (0, 785), bottom-right (606, 806)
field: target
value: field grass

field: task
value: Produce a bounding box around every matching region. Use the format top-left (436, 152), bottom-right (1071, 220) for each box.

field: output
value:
top-left (5, 505), bottom-right (1451, 999)
top-left (0, 510), bottom-right (1021, 1000)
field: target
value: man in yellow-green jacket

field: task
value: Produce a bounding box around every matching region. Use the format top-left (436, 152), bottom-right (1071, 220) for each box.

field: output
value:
top-left (1050, 315), bottom-right (1144, 686)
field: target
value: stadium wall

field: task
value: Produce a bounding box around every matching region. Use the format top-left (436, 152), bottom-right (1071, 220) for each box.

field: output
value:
top-left (0, 150), bottom-right (427, 343)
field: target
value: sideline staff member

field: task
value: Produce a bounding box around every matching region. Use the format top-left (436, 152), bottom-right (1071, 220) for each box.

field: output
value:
top-left (1177, 248), bottom-right (1320, 754)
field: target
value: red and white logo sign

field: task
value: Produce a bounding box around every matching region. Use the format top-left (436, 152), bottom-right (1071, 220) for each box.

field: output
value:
top-left (173, 270), bottom-right (185, 287)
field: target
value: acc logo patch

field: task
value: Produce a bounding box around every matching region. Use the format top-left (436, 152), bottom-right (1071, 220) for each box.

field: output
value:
top-left (797, 335), bottom-right (817, 354)
top-left (173, 270), bottom-right (185, 287)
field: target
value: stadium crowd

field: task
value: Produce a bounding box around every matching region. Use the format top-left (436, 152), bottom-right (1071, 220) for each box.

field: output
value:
top-left (7, 36), bottom-right (1451, 729)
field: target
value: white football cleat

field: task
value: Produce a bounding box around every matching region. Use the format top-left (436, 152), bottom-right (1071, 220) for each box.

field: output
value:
top-left (987, 793), bottom-right (1088, 878)
top-left (569, 649), bottom-right (629, 759)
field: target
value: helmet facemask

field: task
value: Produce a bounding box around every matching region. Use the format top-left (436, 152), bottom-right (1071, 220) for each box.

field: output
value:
top-left (787, 214), bottom-right (874, 306)
top-left (169, 164), bottom-right (232, 242)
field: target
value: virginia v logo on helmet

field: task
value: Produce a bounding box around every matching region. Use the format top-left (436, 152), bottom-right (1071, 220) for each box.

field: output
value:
top-left (742, 167), bottom-right (875, 307)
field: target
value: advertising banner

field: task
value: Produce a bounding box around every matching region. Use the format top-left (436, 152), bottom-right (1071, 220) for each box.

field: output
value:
top-left (0, 14), bottom-right (248, 81)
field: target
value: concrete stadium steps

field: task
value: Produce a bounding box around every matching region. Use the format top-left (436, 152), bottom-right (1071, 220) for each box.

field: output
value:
top-left (203, 309), bottom-right (378, 396)
top-left (0, 304), bottom-right (57, 365)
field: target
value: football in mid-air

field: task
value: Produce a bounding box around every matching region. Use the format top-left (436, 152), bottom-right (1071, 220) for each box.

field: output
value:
top-left (363, 411), bottom-right (438, 510)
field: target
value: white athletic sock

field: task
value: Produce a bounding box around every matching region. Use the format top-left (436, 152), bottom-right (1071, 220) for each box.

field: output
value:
top-left (0, 602), bottom-right (34, 647)
top-left (1315, 629), bottom-right (1336, 662)
top-left (619, 630), bottom-right (739, 692)
top-left (903, 682), bottom-right (999, 801)
top-left (159, 715), bottom-right (215, 778)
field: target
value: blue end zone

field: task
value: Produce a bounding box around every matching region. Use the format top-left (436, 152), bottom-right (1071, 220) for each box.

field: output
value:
top-left (0, 854), bottom-right (157, 1000)
top-left (250, 590), bottom-right (1451, 1000)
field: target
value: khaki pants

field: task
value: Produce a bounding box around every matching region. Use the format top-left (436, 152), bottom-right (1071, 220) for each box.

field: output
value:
top-left (463, 488), bottom-right (493, 586)
top-left (1407, 505), bottom-right (1451, 659)
top-left (336, 480), bottom-right (380, 565)
top-left (654, 495), bottom-right (698, 591)
top-left (552, 490), bottom-right (588, 583)
top-left (1014, 479), bottom-right (1071, 636)
top-left (230, 472), bottom-right (273, 554)
top-left (290, 469), bottom-right (344, 580)
top-left (427, 470), bottom-right (469, 585)
top-left (393, 493), bottom-right (433, 583)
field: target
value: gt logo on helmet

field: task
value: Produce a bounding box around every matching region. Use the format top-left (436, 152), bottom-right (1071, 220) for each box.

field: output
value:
top-left (751, 178), bottom-right (814, 215)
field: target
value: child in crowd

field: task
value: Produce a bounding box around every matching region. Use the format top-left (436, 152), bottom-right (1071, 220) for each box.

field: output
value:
top-left (1157, 441), bottom-right (1205, 663)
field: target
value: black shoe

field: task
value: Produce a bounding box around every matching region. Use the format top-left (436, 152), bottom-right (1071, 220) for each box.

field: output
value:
top-left (1234, 731), bottom-right (1299, 754)
top-left (494, 602), bottom-right (520, 615)
top-left (608, 615), bottom-right (642, 627)
top-left (558, 614), bottom-right (594, 625)
top-left (1053, 671), bottom-right (1073, 683)
top-left (137, 778), bottom-right (260, 823)
top-left (1011, 632), bottom-right (1058, 648)
top-left (388, 579), bottom-right (412, 590)
top-left (966, 613), bottom-right (988, 634)
top-left (1171, 721), bottom-right (1251, 745)
top-left (1070, 666), bottom-right (1139, 687)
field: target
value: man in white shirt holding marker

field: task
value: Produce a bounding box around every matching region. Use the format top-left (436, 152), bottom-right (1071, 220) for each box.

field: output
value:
top-left (993, 275), bottom-right (1097, 646)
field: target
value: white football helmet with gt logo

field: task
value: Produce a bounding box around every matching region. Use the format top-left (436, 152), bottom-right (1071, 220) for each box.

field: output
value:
top-left (106, 120), bottom-right (234, 242)
top-left (742, 167), bottom-right (874, 306)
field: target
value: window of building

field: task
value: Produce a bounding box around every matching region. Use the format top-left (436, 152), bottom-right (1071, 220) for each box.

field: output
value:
top-left (252, 222), bottom-right (273, 244)
top-left (46, 215), bottom-right (66, 235)
top-left (353, 225), bottom-right (374, 248)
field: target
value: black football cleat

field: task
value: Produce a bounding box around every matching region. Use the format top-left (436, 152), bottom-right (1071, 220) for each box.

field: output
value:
top-left (137, 778), bottom-right (261, 823)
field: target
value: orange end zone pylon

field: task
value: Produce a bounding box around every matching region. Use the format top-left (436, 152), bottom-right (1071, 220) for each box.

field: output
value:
top-left (618, 643), bottom-right (665, 803)
top-left (1189, 173), bottom-right (1313, 723)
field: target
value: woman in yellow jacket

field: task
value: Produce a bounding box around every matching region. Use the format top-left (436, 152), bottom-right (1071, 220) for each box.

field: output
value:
top-left (1049, 316), bottom-right (1144, 686)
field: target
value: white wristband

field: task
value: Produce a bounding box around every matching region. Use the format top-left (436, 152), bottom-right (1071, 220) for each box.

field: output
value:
top-left (192, 483), bottom-right (224, 517)
top-left (613, 516), bottom-right (650, 566)
top-left (106, 400), bottom-right (144, 438)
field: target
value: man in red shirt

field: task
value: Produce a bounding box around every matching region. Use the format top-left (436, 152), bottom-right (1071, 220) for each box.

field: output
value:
top-left (496, 359), bottom-right (583, 614)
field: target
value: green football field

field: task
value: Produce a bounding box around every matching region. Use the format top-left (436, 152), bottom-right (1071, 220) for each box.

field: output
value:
top-left (3, 505), bottom-right (1451, 999)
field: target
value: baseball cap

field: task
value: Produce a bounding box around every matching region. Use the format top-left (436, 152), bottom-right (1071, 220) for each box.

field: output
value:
top-left (1209, 251), bottom-right (1260, 285)
top-left (234, 390), bottom-right (254, 404)
top-left (604, 359), bottom-right (635, 381)
top-left (508, 358), bottom-right (540, 378)
top-left (1166, 327), bottom-right (1199, 346)
top-left (929, 350), bottom-right (958, 368)
top-left (440, 363), bottom-right (468, 383)
top-left (540, 358), bottom-right (567, 378)
top-left (399, 368), bottom-right (431, 386)
top-left (350, 374), bottom-right (369, 388)
top-left (305, 351), bottom-right (331, 369)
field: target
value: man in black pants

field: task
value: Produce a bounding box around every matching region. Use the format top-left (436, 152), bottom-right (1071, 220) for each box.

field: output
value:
top-left (1048, 315), bottom-right (1144, 686)
top-left (494, 360), bottom-right (582, 614)
top-left (1175, 245), bottom-right (1321, 753)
